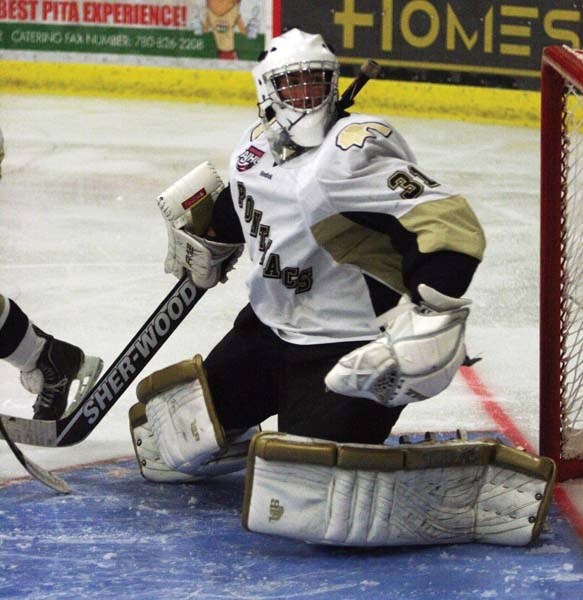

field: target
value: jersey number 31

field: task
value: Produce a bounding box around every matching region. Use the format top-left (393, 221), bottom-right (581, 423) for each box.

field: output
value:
top-left (388, 166), bottom-right (440, 199)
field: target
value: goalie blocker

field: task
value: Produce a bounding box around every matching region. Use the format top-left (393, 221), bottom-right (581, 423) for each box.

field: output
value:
top-left (242, 432), bottom-right (556, 547)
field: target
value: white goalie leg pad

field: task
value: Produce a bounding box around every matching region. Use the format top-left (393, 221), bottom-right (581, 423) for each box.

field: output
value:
top-left (194, 427), bottom-right (260, 479)
top-left (131, 355), bottom-right (258, 482)
top-left (325, 284), bottom-right (471, 407)
top-left (130, 402), bottom-right (200, 483)
top-left (242, 432), bottom-right (556, 547)
top-left (130, 402), bottom-right (258, 483)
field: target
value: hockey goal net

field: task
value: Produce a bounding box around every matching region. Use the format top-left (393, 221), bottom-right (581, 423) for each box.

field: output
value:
top-left (540, 46), bottom-right (583, 481)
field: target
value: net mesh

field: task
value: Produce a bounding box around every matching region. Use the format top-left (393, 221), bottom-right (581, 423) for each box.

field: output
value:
top-left (561, 75), bottom-right (583, 458)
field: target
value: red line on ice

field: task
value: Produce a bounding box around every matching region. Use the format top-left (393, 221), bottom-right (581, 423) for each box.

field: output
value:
top-left (460, 365), bottom-right (583, 540)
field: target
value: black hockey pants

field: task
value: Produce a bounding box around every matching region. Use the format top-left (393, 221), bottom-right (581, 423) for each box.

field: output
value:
top-left (204, 304), bottom-right (403, 444)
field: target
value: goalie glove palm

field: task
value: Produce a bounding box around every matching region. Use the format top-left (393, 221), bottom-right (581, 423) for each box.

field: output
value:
top-left (158, 162), bottom-right (243, 288)
top-left (325, 284), bottom-right (471, 407)
top-left (164, 225), bottom-right (243, 288)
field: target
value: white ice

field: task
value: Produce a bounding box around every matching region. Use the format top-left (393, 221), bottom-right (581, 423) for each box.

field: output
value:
top-left (0, 93), bottom-right (556, 488)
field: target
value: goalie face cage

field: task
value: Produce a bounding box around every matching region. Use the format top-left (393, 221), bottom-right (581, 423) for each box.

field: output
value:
top-left (540, 46), bottom-right (583, 481)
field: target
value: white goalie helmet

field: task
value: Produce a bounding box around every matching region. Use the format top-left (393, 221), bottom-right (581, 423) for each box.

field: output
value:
top-left (252, 28), bottom-right (340, 162)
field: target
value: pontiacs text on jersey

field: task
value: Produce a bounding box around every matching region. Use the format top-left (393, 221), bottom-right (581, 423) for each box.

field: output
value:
top-left (235, 179), bottom-right (313, 295)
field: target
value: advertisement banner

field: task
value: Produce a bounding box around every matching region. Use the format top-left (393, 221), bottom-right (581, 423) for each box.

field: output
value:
top-left (0, 0), bottom-right (267, 64)
top-left (281, 0), bottom-right (583, 90)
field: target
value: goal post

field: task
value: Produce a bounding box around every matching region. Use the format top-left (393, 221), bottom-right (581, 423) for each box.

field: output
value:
top-left (540, 45), bottom-right (583, 481)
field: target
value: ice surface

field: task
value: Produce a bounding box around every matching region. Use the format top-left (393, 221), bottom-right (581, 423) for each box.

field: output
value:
top-left (3, 91), bottom-right (583, 600)
top-left (0, 92), bottom-right (547, 478)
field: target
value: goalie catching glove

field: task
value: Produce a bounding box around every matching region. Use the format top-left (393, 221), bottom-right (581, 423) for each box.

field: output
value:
top-left (129, 355), bottom-right (259, 482)
top-left (325, 284), bottom-right (470, 407)
top-left (243, 431), bottom-right (556, 547)
top-left (158, 161), bottom-right (243, 288)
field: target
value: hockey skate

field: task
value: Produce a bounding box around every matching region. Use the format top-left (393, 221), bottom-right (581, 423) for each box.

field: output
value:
top-left (20, 326), bottom-right (103, 420)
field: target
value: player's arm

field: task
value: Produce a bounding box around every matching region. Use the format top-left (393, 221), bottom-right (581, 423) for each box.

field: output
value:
top-left (209, 184), bottom-right (245, 244)
top-left (341, 207), bottom-right (482, 302)
top-left (236, 14), bottom-right (246, 35)
top-left (158, 162), bottom-right (244, 288)
top-left (319, 119), bottom-right (486, 407)
top-left (325, 176), bottom-right (484, 408)
top-left (317, 117), bottom-right (485, 301)
top-left (327, 202), bottom-right (483, 408)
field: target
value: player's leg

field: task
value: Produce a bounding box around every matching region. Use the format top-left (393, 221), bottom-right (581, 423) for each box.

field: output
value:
top-left (243, 432), bottom-right (556, 547)
top-left (130, 304), bottom-right (280, 482)
top-left (278, 339), bottom-right (404, 444)
top-left (0, 294), bottom-right (102, 419)
top-left (130, 353), bottom-right (262, 482)
top-left (204, 304), bottom-right (282, 431)
top-left (245, 336), bottom-right (555, 548)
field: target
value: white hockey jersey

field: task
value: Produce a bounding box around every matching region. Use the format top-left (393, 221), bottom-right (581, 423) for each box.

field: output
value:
top-left (228, 114), bottom-right (485, 345)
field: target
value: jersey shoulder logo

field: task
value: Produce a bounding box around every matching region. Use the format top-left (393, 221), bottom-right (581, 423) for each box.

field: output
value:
top-left (336, 121), bottom-right (392, 150)
top-left (236, 145), bottom-right (265, 172)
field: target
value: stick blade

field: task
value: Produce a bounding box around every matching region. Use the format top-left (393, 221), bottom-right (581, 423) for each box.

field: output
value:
top-left (22, 457), bottom-right (71, 494)
top-left (0, 418), bottom-right (70, 494)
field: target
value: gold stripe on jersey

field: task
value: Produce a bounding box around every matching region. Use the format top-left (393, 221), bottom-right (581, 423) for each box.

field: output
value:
top-left (311, 215), bottom-right (407, 294)
top-left (398, 195), bottom-right (486, 260)
top-left (311, 195), bottom-right (484, 291)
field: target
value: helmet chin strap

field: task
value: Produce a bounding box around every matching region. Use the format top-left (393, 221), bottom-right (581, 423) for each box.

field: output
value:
top-left (265, 120), bottom-right (305, 164)
top-left (259, 93), bottom-right (337, 164)
top-left (283, 109), bottom-right (308, 135)
top-left (260, 98), bottom-right (308, 134)
top-left (256, 97), bottom-right (308, 164)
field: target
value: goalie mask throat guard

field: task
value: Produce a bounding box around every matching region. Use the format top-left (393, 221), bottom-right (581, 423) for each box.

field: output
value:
top-left (253, 29), bottom-right (340, 163)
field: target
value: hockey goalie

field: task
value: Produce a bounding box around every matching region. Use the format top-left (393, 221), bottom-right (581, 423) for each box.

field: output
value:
top-left (129, 28), bottom-right (555, 547)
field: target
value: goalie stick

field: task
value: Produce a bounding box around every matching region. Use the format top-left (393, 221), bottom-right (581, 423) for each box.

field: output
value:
top-left (0, 276), bottom-right (205, 447)
top-left (0, 417), bottom-right (70, 493)
top-left (0, 60), bottom-right (380, 450)
top-left (336, 59), bottom-right (382, 111)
